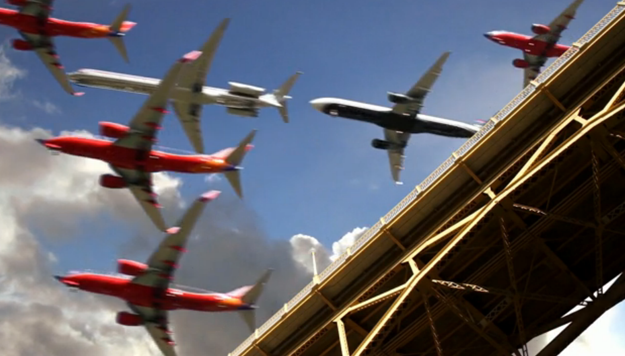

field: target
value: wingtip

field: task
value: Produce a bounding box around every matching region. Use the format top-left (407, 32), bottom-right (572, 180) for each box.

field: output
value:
top-left (199, 190), bottom-right (221, 202)
top-left (180, 50), bottom-right (202, 63)
top-left (72, 92), bottom-right (85, 97)
top-left (395, 181), bottom-right (404, 185)
top-left (166, 226), bottom-right (181, 234)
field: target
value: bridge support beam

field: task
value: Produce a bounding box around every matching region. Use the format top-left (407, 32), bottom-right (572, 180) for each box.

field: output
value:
top-left (535, 270), bottom-right (625, 356)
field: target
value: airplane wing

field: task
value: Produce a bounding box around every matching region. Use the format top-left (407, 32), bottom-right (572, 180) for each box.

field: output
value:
top-left (108, 54), bottom-right (197, 231)
top-left (127, 304), bottom-right (177, 356)
top-left (174, 18), bottom-right (230, 153)
top-left (130, 191), bottom-right (220, 290)
top-left (112, 54), bottom-right (190, 152)
top-left (18, 0), bottom-right (53, 18)
top-left (110, 165), bottom-right (167, 232)
top-left (18, 32), bottom-right (83, 96)
top-left (123, 192), bottom-right (220, 355)
top-left (522, 53), bottom-right (547, 87)
top-left (391, 52), bottom-right (450, 116)
top-left (383, 129), bottom-right (411, 184)
top-left (522, 0), bottom-right (583, 87)
top-left (532, 0), bottom-right (584, 46)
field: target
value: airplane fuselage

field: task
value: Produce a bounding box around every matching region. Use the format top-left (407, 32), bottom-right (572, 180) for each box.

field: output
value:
top-left (0, 7), bottom-right (126, 39)
top-left (311, 98), bottom-right (478, 138)
top-left (57, 273), bottom-right (252, 312)
top-left (485, 31), bottom-right (569, 57)
top-left (39, 136), bottom-right (236, 174)
top-left (67, 69), bottom-right (273, 112)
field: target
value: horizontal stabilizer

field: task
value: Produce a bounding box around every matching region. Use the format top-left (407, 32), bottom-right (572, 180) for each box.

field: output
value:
top-left (108, 4), bottom-right (134, 63)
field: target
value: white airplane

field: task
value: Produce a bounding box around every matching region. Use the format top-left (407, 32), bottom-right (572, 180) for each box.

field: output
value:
top-left (310, 52), bottom-right (481, 185)
top-left (67, 18), bottom-right (302, 154)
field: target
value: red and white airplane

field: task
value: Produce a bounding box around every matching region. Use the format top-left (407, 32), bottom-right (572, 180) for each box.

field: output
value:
top-left (55, 190), bottom-right (273, 356)
top-left (484, 0), bottom-right (584, 87)
top-left (0, 0), bottom-right (135, 96)
top-left (36, 50), bottom-right (256, 232)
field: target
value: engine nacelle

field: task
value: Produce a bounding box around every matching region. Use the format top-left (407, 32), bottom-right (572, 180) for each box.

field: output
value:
top-left (6, 0), bottom-right (27, 6)
top-left (531, 24), bottom-right (551, 35)
top-left (512, 59), bottom-right (530, 69)
top-left (387, 92), bottom-right (414, 104)
top-left (228, 82), bottom-right (266, 97)
top-left (117, 259), bottom-right (148, 276)
top-left (12, 39), bottom-right (32, 51)
top-left (116, 311), bottom-right (143, 326)
top-left (371, 139), bottom-right (392, 150)
top-left (99, 174), bottom-right (127, 189)
top-left (99, 121), bottom-right (129, 139)
top-left (227, 107), bottom-right (258, 117)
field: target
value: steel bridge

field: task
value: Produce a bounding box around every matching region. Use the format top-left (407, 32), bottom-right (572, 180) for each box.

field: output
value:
top-left (228, 2), bottom-right (625, 355)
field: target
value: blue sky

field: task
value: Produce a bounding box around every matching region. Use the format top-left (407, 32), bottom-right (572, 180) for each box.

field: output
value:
top-left (0, 0), bottom-right (616, 247)
top-left (1, 0), bottom-right (624, 354)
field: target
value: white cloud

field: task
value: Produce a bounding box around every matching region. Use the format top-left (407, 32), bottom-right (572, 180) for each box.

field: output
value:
top-left (0, 124), bottom-right (177, 355)
top-left (33, 99), bottom-right (61, 115)
top-left (0, 46), bottom-right (26, 100)
top-left (289, 227), bottom-right (367, 273)
top-left (0, 123), bottom-right (315, 355)
top-left (289, 234), bottom-right (329, 273)
top-left (205, 173), bottom-right (222, 184)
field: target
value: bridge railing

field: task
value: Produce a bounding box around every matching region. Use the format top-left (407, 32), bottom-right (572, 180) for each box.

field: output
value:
top-left (228, 4), bottom-right (625, 356)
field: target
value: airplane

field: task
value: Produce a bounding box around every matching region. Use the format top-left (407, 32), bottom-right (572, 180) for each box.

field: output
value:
top-left (54, 190), bottom-right (273, 356)
top-left (0, 0), bottom-right (135, 96)
top-left (67, 18), bottom-right (302, 153)
top-left (309, 52), bottom-right (481, 185)
top-left (484, 0), bottom-right (584, 87)
top-left (35, 49), bottom-right (256, 232)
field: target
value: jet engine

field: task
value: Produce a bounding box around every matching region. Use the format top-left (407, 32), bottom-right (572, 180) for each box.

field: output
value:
top-left (531, 24), bottom-right (551, 35)
top-left (512, 59), bottom-right (530, 69)
top-left (6, 0), bottom-right (27, 6)
top-left (99, 121), bottom-right (129, 139)
top-left (99, 174), bottom-right (127, 189)
top-left (116, 311), bottom-right (143, 326)
top-left (372, 139), bottom-right (403, 150)
top-left (387, 92), bottom-right (414, 104)
top-left (227, 107), bottom-right (258, 117)
top-left (117, 259), bottom-right (148, 276)
top-left (12, 39), bottom-right (32, 51)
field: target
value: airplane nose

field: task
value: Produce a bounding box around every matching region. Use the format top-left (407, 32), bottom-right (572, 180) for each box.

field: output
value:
top-left (484, 32), bottom-right (492, 39)
top-left (35, 138), bottom-right (47, 146)
top-left (53, 275), bottom-right (64, 282)
top-left (309, 99), bottom-right (326, 112)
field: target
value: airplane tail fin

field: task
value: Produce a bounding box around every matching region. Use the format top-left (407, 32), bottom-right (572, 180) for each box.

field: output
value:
top-left (108, 4), bottom-right (134, 63)
top-left (217, 129), bottom-right (257, 199)
top-left (227, 269), bottom-right (273, 333)
top-left (261, 72), bottom-right (302, 123)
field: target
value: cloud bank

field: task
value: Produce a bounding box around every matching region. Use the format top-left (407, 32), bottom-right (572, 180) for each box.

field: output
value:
top-left (0, 123), bottom-right (366, 355)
